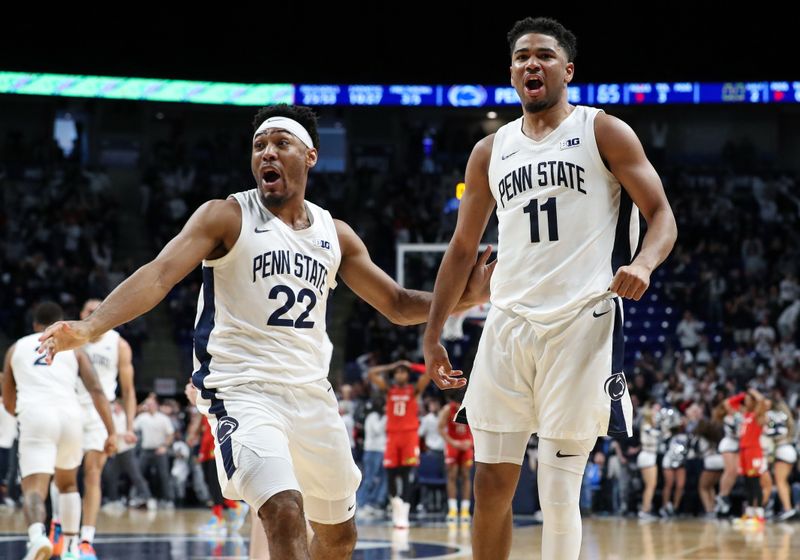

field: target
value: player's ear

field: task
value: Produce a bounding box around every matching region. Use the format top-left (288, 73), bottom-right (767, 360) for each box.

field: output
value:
top-left (306, 147), bottom-right (318, 168)
top-left (564, 62), bottom-right (575, 84)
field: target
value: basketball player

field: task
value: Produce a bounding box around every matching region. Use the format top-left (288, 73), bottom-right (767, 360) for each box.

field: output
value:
top-left (422, 17), bottom-right (677, 560)
top-left (367, 360), bottom-right (430, 529)
top-left (3, 302), bottom-right (116, 560)
top-left (39, 104), bottom-right (492, 560)
top-left (74, 299), bottom-right (138, 559)
top-left (736, 389), bottom-right (769, 524)
top-left (438, 391), bottom-right (473, 524)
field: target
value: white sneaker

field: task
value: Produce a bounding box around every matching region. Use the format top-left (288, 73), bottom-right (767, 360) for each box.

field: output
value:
top-left (146, 498), bottom-right (158, 511)
top-left (23, 533), bottom-right (52, 560)
top-left (390, 497), bottom-right (403, 528)
top-left (395, 501), bottom-right (410, 529)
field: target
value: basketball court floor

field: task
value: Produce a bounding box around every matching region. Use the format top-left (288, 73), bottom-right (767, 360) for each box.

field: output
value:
top-left (1, 507), bottom-right (798, 559)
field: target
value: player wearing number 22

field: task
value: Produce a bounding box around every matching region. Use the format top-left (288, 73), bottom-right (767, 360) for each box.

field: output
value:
top-left (38, 104), bottom-right (493, 560)
top-left (423, 17), bottom-right (677, 560)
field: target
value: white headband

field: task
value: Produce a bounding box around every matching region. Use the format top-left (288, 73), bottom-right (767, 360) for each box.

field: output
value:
top-left (253, 117), bottom-right (314, 149)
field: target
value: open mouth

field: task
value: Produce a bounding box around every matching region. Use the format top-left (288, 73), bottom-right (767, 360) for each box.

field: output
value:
top-left (262, 169), bottom-right (281, 186)
top-left (525, 77), bottom-right (544, 93)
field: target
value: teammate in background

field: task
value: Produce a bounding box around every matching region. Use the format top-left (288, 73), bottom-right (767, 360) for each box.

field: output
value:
top-left (423, 16), bottom-right (676, 560)
top-left (368, 360), bottom-right (430, 529)
top-left (2, 302), bottom-right (116, 560)
top-left (716, 392), bottom-right (743, 516)
top-left (438, 391), bottom-right (473, 524)
top-left (635, 405), bottom-right (660, 521)
top-left (73, 299), bottom-right (138, 560)
top-left (735, 389), bottom-right (769, 525)
top-left (765, 393), bottom-right (797, 521)
top-left (39, 104), bottom-right (492, 560)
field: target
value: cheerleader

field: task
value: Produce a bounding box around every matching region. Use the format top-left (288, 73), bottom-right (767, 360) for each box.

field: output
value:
top-left (636, 406), bottom-right (661, 520)
top-left (715, 393), bottom-right (744, 516)
top-left (765, 396), bottom-right (797, 522)
top-left (658, 407), bottom-right (688, 517)
top-left (695, 404), bottom-right (725, 517)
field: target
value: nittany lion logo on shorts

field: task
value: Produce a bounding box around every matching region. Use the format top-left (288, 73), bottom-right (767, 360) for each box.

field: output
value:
top-left (217, 417), bottom-right (239, 445)
top-left (604, 372), bottom-right (627, 401)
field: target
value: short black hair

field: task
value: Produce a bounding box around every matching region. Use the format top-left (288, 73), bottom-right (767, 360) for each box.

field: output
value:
top-left (33, 301), bottom-right (64, 327)
top-left (252, 104), bottom-right (320, 149)
top-left (507, 17), bottom-right (577, 62)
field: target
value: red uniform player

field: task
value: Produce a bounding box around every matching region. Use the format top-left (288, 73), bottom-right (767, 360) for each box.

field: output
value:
top-left (368, 360), bottom-right (430, 528)
top-left (733, 389), bottom-right (769, 524)
top-left (439, 396), bottom-right (474, 523)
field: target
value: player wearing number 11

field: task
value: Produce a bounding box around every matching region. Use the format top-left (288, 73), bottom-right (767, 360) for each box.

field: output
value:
top-left (38, 104), bottom-right (493, 560)
top-left (423, 17), bottom-right (677, 560)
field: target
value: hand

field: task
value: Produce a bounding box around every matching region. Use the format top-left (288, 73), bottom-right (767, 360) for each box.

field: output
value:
top-left (156, 445), bottom-right (167, 456)
top-left (37, 320), bottom-right (93, 364)
top-left (104, 435), bottom-right (118, 456)
top-left (459, 245), bottom-right (496, 308)
top-left (423, 339), bottom-right (466, 390)
top-left (184, 382), bottom-right (198, 406)
top-left (123, 431), bottom-right (138, 444)
top-left (609, 263), bottom-right (651, 301)
top-left (457, 440), bottom-right (471, 451)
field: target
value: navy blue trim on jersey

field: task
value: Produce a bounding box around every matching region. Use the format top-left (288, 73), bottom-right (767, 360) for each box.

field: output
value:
top-left (607, 298), bottom-right (628, 436)
top-left (611, 190), bottom-right (634, 273)
top-left (191, 267), bottom-right (236, 479)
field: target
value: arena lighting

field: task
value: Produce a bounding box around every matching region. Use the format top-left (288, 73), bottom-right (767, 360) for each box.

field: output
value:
top-left (2, 72), bottom-right (799, 107)
top-left (0, 72), bottom-right (293, 105)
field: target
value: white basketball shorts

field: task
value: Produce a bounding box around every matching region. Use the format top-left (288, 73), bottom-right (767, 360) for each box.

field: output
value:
top-left (461, 297), bottom-right (633, 440)
top-left (18, 403), bottom-right (83, 477)
top-left (81, 404), bottom-right (108, 453)
top-left (703, 453), bottom-right (724, 472)
top-left (196, 378), bottom-right (361, 524)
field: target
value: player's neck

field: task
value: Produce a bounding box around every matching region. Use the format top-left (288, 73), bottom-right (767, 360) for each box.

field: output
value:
top-left (265, 197), bottom-right (312, 231)
top-left (521, 101), bottom-right (574, 140)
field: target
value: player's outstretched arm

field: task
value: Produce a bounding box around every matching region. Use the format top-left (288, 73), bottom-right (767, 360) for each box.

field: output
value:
top-left (77, 349), bottom-right (117, 455)
top-left (423, 135), bottom-right (496, 390)
top-left (39, 199), bottom-right (240, 362)
top-left (2, 345), bottom-right (17, 415)
top-left (595, 114), bottom-right (677, 301)
top-left (335, 222), bottom-right (493, 326)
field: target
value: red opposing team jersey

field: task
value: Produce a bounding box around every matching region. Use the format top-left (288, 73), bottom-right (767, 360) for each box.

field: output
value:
top-left (739, 411), bottom-right (762, 450)
top-left (446, 401), bottom-right (472, 441)
top-left (386, 384), bottom-right (418, 432)
top-left (199, 416), bottom-right (215, 462)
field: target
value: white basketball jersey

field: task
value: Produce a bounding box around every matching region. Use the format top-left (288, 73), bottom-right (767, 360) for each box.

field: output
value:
top-left (11, 333), bottom-right (80, 412)
top-left (193, 189), bottom-right (340, 389)
top-left (76, 330), bottom-right (120, 404)
top-left (487, 106), bottom-right (640, 323)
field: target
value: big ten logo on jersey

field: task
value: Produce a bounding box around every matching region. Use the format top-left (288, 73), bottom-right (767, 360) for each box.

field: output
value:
top-left (559, 137), bottom-right (581, 150)
top-left (313, 238), bottom-right (331, 251)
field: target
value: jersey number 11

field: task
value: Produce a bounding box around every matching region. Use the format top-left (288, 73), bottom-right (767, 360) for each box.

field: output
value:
top-left (523, 197), bottom-right (559, 243)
